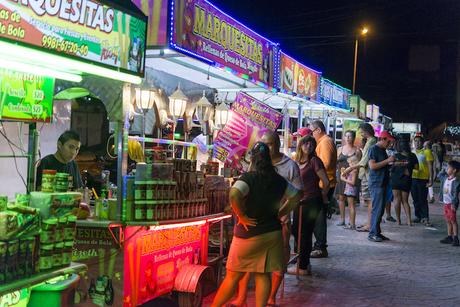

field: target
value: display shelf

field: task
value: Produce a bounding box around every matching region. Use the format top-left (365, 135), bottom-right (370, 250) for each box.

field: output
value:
top-left (76, 219), bottom-right (121, 228)
top-left (126, 212), bottom-right (232, 227)
top-left (0, 262), bottom-right (87, 296)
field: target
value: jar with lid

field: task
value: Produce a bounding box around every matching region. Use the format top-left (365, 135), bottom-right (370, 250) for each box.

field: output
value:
top-left (41, 218), bottom-right (58, 244)
top-left (53, 242), bottom-right (64, 268)
top-left (65, 215), bottom-right (77, 241)
top-left (55, 216), bottom-right (67, 242)
top-left (39, 244), bottom-right (54, 271)
top-left (54, 172), bottom-right (69, 192)
top-left (42, 169), bottom-right (57, 192)
top-left (62, 241), bottom-right (73, 266)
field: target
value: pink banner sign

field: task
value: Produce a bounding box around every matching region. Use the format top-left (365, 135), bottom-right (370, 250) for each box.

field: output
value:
top-left (123, 222), bottom-right (209, 306)
top-left (213, 92), bottom-right (283, 171)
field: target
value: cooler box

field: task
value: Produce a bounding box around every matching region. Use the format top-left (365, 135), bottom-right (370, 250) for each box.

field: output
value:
top-left (28, 273), bottom-right (80, 307)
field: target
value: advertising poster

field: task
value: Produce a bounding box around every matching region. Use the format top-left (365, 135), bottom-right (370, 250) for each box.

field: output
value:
top-left (280, 53), bottom-right (320, 99)
top-left (0, 0), bottom-right (147, 75)
top-left (213, 92), bottom-right (283, 171)
top-left (373, 105), bottom-right (380, 122)
top-left (73, 225), bottom-right (124, 307)
top-left (123, 223), bottom-right (209, 306)
top-left (319, 78), bottom-right (350, 109)
top-left (349, 95), bottom-right (360, 117)
top-left (171, 0), bottom-right (277, 87)
top-left (132, 0), bottom-right (168, 47)
top-left (366, 104), bottom-right (373, 120)
top-left (359, 98), bottom-right (367, 119)
top-left (0, 68), bottom-right (54, 122)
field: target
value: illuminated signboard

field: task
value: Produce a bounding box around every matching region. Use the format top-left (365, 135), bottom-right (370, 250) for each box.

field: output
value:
top-left (280, 53), bottom-right (320, 99)
top-left (319, 77), bottom-right (350, 109)
top-left (170, 0), bottom-right (278, 88)
top-left (0, 0), bottom-right (147, 76)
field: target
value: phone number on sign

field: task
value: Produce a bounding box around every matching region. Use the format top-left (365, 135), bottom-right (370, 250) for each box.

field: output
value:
top-left (41, 35), bottom-right (89, 56)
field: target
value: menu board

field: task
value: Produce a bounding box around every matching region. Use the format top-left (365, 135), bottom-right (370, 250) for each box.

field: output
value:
top-left (171, 0), bottom-right (277, 87)
top-left (0, 0), bottom-right (147, 75)
top-left (213, 92), bottom-right (283, 171)
top-left (0, 68), bottom-right (54, 122)
top-left (280, 53), bottom-right (320, 99)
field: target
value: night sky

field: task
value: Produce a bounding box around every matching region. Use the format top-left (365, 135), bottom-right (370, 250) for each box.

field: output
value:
top-left (211, 0), bottom-right (460, 131)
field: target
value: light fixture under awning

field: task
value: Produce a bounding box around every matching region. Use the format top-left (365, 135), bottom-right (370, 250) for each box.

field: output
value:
top-left (0, 40), bottom-right (142, 84)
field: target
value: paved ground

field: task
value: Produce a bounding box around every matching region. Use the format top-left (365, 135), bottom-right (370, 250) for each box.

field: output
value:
top-left (204, 199), bottom-right (460, 307)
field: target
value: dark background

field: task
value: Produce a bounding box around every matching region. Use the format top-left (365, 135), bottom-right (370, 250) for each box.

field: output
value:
top-left (211, 0), bottom-right (460, 131)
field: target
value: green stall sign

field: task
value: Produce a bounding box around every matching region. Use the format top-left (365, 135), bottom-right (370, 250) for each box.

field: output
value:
top-left (0, 68), bottom-right (55, 123)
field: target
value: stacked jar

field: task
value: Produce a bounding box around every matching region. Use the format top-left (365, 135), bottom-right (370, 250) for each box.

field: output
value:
top-left (54, 173), bottom-right (69, 192)
top-left (41, 169), bottom-right (57, 192)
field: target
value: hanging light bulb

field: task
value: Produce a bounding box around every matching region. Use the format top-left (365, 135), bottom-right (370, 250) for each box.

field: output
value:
top-left (195, 90), bottom-right (213, 124)
top-left (214, 102), bottom-right (230, 127)
top-left (168, 85), bottom-right (189, 119)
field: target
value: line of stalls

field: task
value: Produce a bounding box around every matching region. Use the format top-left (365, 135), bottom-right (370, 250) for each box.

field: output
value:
top-left (0, 0), bottom-right (391, 306)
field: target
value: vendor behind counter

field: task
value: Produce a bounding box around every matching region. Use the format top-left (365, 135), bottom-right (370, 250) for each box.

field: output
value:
top-left (36, 130), bottom-right (83, 190)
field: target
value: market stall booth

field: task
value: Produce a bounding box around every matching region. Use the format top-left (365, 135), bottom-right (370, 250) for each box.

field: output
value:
top-left (0, 0), bottom-right (149, 305)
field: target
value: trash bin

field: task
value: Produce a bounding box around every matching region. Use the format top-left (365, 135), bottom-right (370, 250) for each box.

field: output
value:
top-left (29, 273), bottom-right (80, 307)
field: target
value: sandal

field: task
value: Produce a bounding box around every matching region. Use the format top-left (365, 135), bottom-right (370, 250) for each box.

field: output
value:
top-left (344, 224), bottom-right (356, 230)
top-left (356, 227), bottom-right (369, 232)
top-left (336, 221), bottom-right (346, 226)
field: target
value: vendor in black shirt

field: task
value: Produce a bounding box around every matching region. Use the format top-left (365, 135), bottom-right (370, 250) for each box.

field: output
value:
top-left (36, 130), bottom-right (83, 190)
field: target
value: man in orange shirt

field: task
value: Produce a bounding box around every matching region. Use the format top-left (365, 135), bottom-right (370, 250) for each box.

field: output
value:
top-left (310, 120), bottom-right (337, 258)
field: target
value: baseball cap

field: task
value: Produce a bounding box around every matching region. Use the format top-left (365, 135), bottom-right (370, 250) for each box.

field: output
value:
top-left (294, 127), bottom-right (312, 138)
top-left (379, 131), bottom-right (395, 141)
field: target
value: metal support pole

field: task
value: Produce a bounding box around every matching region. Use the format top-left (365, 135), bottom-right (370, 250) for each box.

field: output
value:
top-left (297, 103), bottom-right (303, 130)
top-left (27, 123), bottom-right (38, 193)
top-left (116, 121), bottom-right (128, 221)
top-left (283, 107), bottom-right (290, 155)
top-left (352, 39), bottom-right (359, 95)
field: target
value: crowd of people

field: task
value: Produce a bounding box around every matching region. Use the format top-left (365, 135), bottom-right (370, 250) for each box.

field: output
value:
top-left (211, 121), bottom-right (457, 307)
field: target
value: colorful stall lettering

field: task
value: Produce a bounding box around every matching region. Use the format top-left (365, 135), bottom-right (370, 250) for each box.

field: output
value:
top-left (213, 92), bottom-right (283, 170)
top-left (131, 0), bottom-right (168, 47)
top-left (279, 53), bottom-right (320, 99)
top-left (319, 78), bottom-right (350, 109)
top-left (0, 68), bottom-right (54, 122)
top-left (123, 223), bottom-right (209, 306)
top-left (0, 0), bottom-right (147, 75)
top-left (171, 0), bottom-right (278, 87)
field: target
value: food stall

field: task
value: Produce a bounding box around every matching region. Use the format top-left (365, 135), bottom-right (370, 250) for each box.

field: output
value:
top-left (0, 0), bottom-right (150, 305)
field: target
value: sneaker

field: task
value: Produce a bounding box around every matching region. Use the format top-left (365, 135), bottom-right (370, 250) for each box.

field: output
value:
top-left (310, 249), bottom-right (328, 258)
top-left (336, 221), bottom-right (346, 226)
top-left (453, 237), bottom-right (460, 246)
top-left (344, 224), bottom-right (356, 230)
top-left (440, 236), bottom-right (453, 244)
top-left (287, 265), bottom-right (312, 276)
top-left (423, 219), bottom-right (433, 227)
top-left (412, 218), bottom-right (421, 223)
top-left (368, 235), bottom-right (383, 242)
top-left (386, 216), bottom-right (397, 222)
top-left (378, 234), bottom-right (390, 241)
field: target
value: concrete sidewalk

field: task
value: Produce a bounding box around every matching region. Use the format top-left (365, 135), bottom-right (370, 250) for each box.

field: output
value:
top-left (204, 201), bottom-right (460, 306)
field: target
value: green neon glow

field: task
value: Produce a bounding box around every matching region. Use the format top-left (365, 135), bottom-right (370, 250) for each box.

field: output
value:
top-left (0, 41), bottom-right (142, 84)
top-left (0, 58), bottom-right (82, 82)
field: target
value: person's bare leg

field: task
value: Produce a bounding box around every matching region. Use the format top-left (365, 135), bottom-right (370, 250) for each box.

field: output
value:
top-left (393, 190), bottom-right (402, 224)
top-left (401, 191), bottom-right (412, 226)
top-left (212, 271), bottom-right (246, 307)
top-left (268, 272), bottom-right (283, 305)
top-left (338, 195), bottom-right (346, 224)
top-left (254, 273), bottom-right (271, 307)
top-left (347, 197), bottom-right (356, 227)
top-left (230, 272), bottom-right (251, 306)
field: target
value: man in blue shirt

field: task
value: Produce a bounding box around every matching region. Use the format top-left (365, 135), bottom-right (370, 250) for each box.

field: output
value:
top-left (368, 131), bottom-right (396, 242)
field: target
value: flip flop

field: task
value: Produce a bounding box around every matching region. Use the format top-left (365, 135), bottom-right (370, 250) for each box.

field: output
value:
top-left (356, 227), bottom-right (369, 232)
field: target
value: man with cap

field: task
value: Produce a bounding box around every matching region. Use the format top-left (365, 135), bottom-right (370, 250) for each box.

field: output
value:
top-left (367, 131), bottom-right (397, 242)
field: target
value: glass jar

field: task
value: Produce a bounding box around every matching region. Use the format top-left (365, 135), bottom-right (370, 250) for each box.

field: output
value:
top-left (41, 169), bottom-right (56, 193)
top-left (53, 242), bottom-right (64, 268)
top-left (62, 241), bottom-right (73, 266)
top-left (65, 215), bottom-right (77, 241)
top-left (39, 244), bottom-right (54, 271)
top-left (41, 218), bottom-right (58, 243)
top-left (54, 172), bottom-right (69, 192)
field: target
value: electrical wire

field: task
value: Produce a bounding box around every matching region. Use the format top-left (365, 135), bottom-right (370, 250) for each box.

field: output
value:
top-left (0, 122), bottom-right (28, 191)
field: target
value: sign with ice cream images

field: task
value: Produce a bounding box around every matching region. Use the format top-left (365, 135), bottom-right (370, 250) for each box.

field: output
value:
top-left (280, 52), bottom-right (320, 99)
top-left (0, 0), bottom-right (147, 75)
top-left (213, 92), bottom-right (283, 171)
